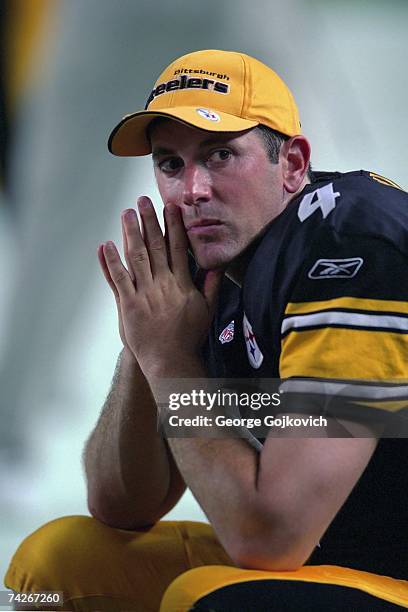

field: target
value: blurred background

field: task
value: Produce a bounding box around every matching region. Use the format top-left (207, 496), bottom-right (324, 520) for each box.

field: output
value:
top-left (0, 0), bottom-right (406, 592)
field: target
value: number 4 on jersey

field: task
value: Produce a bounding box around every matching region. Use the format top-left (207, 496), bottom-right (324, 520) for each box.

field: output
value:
top-left (298, 182), bottom-right (341, 222)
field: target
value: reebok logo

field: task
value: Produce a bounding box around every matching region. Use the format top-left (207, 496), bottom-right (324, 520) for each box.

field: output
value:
top-left (145, 75), bottom-right (230, 108)
top-left (308, 258), bottom-right (364, 279)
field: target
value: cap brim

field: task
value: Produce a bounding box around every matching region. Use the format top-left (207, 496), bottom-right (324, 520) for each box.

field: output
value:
top-left (108, 106), bottom-right (259, 156)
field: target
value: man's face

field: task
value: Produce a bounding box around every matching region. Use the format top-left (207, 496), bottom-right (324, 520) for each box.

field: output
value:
top-left (151, 120), bottom-right (287, 270)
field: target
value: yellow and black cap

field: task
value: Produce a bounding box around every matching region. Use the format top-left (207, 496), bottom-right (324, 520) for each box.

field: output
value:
top-left (108, 49), bottom-right (301, 156)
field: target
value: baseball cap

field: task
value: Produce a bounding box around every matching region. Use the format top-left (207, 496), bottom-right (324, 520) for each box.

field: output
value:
top-left (108, 49), bottom-right (301, 156)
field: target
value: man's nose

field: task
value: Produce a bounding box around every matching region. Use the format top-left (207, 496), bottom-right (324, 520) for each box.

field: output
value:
top-left (182, 163), bottom-right (211, 206)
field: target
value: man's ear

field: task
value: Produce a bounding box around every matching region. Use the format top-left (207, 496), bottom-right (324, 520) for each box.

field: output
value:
top-left (281, 135), bottom-right (311, 194)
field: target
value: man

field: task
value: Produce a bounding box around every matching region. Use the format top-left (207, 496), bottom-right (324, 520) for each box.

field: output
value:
top-left (5, 49), bottom-right (408, 611)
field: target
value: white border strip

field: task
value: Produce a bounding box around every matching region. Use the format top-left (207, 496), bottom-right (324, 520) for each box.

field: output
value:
top-left (282, 311), bottom-right (408, 335)
top-left (280, 379), bottom-right (408, 400)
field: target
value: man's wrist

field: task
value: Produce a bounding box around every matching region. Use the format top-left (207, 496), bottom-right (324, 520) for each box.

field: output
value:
top-left (119, 347), bottom-right (151, 385)
top-left (141, 352), bottom-right (206, 381)
top-left (121, 346), bottom-right (139, 368)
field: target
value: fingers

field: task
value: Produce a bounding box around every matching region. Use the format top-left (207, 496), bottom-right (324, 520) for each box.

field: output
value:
top-left (121, 207), bottom-right (152, 286)
top-left (104, 198), bottom-right (177, 300)
top-left (137, 197), bottom-right (168, 277)
top-left (97, 244), bottom-right (119, 299)
top-left (98, 243), bottom-right (126, 315)
top-left (164, 203), bottom-right (191, 286)
top-left (122, 198), bottom-right (168, 284)
top-left (120, 215), bottom-right (134, 283)
top-left (102, 241), bottom-right (135, 303)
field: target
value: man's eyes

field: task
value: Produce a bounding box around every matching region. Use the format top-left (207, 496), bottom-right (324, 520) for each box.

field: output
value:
top-left (158, 157), bottom-right (183, 173)
top-left (158, 149), bottom-right (232, 173)
top-left (208, 149), bottom-right (232, 162)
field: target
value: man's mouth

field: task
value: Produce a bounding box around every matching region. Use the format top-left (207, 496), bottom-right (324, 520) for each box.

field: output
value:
top-left (186, 219), bottom-right (223, 234)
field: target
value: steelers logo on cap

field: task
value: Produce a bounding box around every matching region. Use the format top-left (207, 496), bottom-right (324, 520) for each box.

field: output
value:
top-left (196, 108), bottom-right (221, 122)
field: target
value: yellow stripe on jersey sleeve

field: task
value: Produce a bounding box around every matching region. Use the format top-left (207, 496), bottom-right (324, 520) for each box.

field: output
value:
top-left (280, 328), bottom-right (408, 380)
top-left (285, 297), bottom-right (408, 316)
top-left (369, 172), bottom-right (404, 191)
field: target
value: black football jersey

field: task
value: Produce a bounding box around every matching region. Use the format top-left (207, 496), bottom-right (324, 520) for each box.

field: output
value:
top-left (207, 170), bottom-right (408, 428)
top-left (203, 170), bottom-right (408, 579)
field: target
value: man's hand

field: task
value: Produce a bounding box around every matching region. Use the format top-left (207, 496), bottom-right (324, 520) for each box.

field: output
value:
top-left (98, 197), bottom-right (223, 377)
top-left (98, 243), bottom-right (130, 352)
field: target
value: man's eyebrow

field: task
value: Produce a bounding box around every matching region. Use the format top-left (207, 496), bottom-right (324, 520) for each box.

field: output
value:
top-left (152, 135), bottom-right (236, 160)
top-left (152, 147), bottom-right (174, 161)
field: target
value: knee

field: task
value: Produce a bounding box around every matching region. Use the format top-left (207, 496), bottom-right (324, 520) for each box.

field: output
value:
top-left (6, 515), bottom-right (111, 589)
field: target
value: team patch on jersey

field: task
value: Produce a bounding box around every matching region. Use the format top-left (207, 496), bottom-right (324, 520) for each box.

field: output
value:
top-left (243, 312), bottom-right (264, 369)
top-left (308, 257), bottom-right (363, 279)
top-left (219, 320), bottom-right (235, 344)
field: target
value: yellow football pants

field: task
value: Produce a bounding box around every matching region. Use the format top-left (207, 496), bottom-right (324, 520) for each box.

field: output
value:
top-left (4, 516), bottom-right (231, 611)
top-left (4, 516), bottom-right (408, 611)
